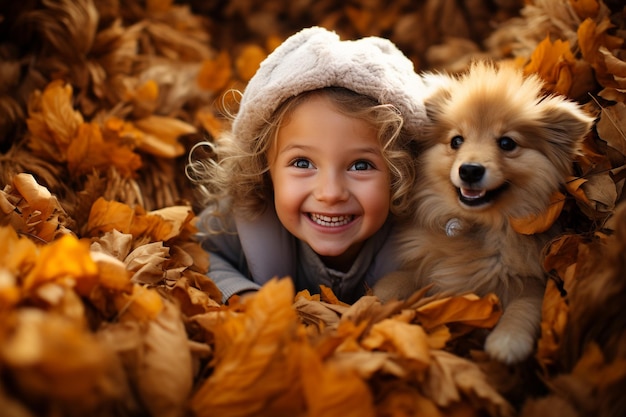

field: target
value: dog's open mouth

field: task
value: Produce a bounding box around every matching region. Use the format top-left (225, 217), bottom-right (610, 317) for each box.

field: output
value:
top-left (457, 184), bottom-right (509, 207)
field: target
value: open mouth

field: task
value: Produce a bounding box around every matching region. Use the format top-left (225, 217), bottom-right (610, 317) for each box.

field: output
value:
top-left (309, 213), bottom-right (354, 227)
top-left (457, 183), bottom-right (509, 207)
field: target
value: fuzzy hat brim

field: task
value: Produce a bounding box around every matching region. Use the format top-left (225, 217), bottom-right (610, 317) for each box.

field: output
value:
top-left (232, 26), bottom-right (427, 143)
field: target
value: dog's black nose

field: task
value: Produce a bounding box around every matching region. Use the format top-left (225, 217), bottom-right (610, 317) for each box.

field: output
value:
top-left (459, 163), bottom-right (485, 183)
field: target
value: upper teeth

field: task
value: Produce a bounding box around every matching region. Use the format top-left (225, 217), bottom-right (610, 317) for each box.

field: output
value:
top-left (310, 213), bottom-right (352, 226)
top-left (461, 188), bottom-right (486, 199)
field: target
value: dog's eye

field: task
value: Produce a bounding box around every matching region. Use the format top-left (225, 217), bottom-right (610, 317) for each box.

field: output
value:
top-left (498, 136), bottom-right (517, 151)
top-left (450, 135), bottom-right (464, 149)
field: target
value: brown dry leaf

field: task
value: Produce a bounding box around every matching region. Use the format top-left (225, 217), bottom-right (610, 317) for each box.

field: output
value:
top-left (415, 293), bottom-right (502, 331)
top-left (578, 173), bottom-right (618, 218)
top-left (96, 299), bottom-right (193, 417)
top-left (26, 80), bottom-right (84, 163)
top-left (169, 276), bottom-right (220, 316)
top-left (523, 36), bottom-right (576, 96)
top-left (125, 242), bottom-right (169, 285)
top-left (536, 234), bottom-right (583, 369)
top-left (595, 102), bottom-right (626, 157)
top-left (510, 191), bottom-right (566, 235)
top-left (197, 51), bottom-right (232, 92)
top-left (190, 278), bottom-right (305, 417)
top-left (425, 351), bottom-right (514, 417)
top-left (1, 173), bottom-right (74, 243)
top-left (565, 177), bottom-right (592, 205)
top-left (133, 299), bottom-right (194, 417)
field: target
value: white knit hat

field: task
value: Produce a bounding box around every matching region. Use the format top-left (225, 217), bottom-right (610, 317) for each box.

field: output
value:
top-left (232, 26), bottom-right (427, 143)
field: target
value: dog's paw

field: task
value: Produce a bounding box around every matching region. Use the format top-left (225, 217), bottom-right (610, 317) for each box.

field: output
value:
top-left (484, 329), bottom-right (534, 365)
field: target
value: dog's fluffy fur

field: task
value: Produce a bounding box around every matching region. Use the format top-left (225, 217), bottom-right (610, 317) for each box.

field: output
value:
top-left (374, 61), bottom-right (594, 364)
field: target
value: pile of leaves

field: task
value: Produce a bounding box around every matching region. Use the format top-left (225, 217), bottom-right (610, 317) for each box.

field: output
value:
top-left (1, 0), bottom-right (626, 416)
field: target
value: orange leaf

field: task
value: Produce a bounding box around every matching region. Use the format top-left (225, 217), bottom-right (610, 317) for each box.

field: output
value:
top-left (26, 80), bottom-right (83, 162)
top-left (86, 197), bottom-right (134, 237)
top-left (197, 51), bottom-right (232, 92)
top-left (23, 234), bottom-right (99, 295)
top-left (524, 36), bottom-right (575, 95)
top-left (113, 283), bottom-right (164, 321)
top-left (235, 44), bottom-right (267, 82)
top-left (565, 177), bottom-right (592, 205)
top-left (415, 293), bottom-right (503, 330)
top-left (510, 191), bottom-right (566, 234)
top-left (569, 0), bottom-right (600, 20)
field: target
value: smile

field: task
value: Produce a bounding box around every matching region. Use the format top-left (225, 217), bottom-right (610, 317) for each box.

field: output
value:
top-left (457, 183), bottom-right (509, 207)
top-left (309, 213), bottom-right (354, 227)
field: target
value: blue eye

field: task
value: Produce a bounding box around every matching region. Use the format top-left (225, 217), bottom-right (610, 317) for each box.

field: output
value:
top-left (498, 136), bottom-right (517, 151)
top-left (350, 160), bottom-right (373, 171)
top-left (292, 158), bottom-right (312, 169)
top-left (451, 135), bottom-right (464, 149)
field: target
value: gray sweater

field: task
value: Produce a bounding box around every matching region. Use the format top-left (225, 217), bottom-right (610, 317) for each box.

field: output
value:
top-left (197, 206), bottom-right (401, 304)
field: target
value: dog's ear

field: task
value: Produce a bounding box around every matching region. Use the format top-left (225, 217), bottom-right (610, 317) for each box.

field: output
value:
top-left (536, 96), bottom-right (595, 176)
top-left (421, 72), bottom-right (454, 143)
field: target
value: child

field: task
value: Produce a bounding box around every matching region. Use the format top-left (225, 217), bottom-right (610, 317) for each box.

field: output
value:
top-left (187, 26), bottom-right (426, 303)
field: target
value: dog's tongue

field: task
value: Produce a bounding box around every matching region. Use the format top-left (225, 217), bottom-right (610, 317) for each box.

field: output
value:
top-left (461, 188), bottom-right (486, 199)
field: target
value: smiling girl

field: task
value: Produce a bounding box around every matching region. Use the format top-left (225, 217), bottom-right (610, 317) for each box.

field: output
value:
top-left (187, 27), bottom-right (426, 303)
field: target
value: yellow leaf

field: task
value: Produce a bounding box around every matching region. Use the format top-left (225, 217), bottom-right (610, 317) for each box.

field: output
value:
top-left (23, 234), bottom-right (99, 296)
top-left (510, 191), bottom-right (566, 234)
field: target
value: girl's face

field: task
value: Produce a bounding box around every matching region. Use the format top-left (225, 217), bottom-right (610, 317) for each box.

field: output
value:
top-left (268, 95), bottom-right (391, 271)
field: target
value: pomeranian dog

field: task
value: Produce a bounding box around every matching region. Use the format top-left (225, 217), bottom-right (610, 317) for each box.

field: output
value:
top-left (374, 61), bottom-right (594, 364)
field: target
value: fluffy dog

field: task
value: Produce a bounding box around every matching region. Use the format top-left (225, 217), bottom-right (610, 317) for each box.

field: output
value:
top-left (374, 61), bottom-right (594, 364)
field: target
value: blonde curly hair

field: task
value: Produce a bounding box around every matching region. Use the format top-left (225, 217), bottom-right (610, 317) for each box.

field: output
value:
top-left (187, 87), bottom-right (419, 224)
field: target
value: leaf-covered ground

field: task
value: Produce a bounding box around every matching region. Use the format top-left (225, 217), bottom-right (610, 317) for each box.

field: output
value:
top-left (1, 1), bottom-right (625, 416)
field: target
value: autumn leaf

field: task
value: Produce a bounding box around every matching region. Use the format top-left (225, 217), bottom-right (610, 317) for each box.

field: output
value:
top-left (524, 36), bottom-right (576, 96)
top-left (134, 115), bottom-right (195, 158)
top-left (197, 50), bottom-right (232, 92)
top-left (26, 80), bottom-right (84, 163)
top-left (510, 191), bottom-right (566, 235)
top-left (67, 122), bottom-right (143, 177)
top-left (235, 44), bottom-right (267, 82)
top-left (22, 234), bottom-right (99, 296)
top-left (86, 197), bottom-right (135, 236)
top-left (1, 308), bottom-right (129, 413)
top-left (190, 278), bottom-right (304, 417)
top-left (415, 293), bottom-right (503, 331)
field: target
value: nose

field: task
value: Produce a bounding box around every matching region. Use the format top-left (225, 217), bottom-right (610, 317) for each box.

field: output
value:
top-left (459, 163), bottom-right (485, 183)
top-left (313, 171), bottom-right (349, 203)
